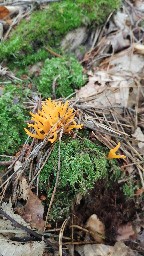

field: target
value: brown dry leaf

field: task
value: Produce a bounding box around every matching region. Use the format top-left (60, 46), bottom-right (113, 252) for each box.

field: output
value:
top-left (112, 241), bottom-right (139, 256)
top-left (75, 241), bottom-right (139, 256)
top-left (76, 73), bottom-right (105, 97)
top-left (0, 234), bottom-right (44, 256)
top-left (21, 190), bottom-right (45, 231)
top-left (76, 71), bottom-right (131, 109)
top-left (18, 177), bottom-right (45, 231)
top-left (109, 52), bottom-right (144, 74)
top-left (116, 223), bottom-right (136, 241)
top-left (0, 6), bottom-right (10, 19)
top-left (85, 214), bottom-right (105, 243)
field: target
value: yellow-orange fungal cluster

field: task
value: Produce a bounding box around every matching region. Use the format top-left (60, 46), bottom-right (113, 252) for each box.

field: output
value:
top-left (108, 142), bottom-right (126, 159)
top-left (24, 98), bottom-right (83, 143)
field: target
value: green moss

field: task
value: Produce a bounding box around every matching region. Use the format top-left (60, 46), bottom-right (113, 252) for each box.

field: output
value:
top-left (108, 160), bottom-right (138, 199)
top-left (40, 138), bottom-right (109, 220)
top-left (37, 56), bottom-right (87, 98)
top-left (122, 182), bottom-right (135, 198)
top-left (39, 136), bottom-right (137, 221)
top-left (0, 0), bottom-right (120, 65)
top-left (0, 85), bottom-right (30, 155)
top-left (20, 49), bottom-right (49, 66)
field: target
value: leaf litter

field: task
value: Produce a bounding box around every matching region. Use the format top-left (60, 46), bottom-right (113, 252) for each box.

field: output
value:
top-left (16, 176), bottom-right (45, 231)
top-left (0, 202), bottom-right (45, 256)
top-left (0, 0), bottom-right (144, 256)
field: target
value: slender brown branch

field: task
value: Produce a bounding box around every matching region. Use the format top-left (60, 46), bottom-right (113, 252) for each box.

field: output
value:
top-left (0, 161), bottom-right (13, 166)
top-left (44, 46), bottom-right (62, 58)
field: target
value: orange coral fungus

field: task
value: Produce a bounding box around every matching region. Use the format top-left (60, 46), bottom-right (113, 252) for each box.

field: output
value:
top-left (24, 98), bottom-right (83, 143)
top-left (107, 142), bottom-right (126, 159)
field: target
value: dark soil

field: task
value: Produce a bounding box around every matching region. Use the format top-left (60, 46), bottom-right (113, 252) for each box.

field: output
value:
top-left (73, 180), bottom-right (139, 244)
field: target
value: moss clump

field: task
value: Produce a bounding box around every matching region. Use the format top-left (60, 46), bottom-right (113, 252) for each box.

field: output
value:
top-left (40, 138), bottom-right (108, 220)
top-left (122, 181), bottom-right (137, 198)
top-left (0, 0), bottom-right (120, 66)
top-left (40, 136), bottom-right (136, 221)
top-left (0, 85), bottom-right (29, 155)
top-left (38, 56), bottom-right (86, 98)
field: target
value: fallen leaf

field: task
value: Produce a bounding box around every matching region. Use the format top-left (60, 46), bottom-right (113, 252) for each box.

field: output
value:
top-left (76, 244), bottom-right (113, 256)
top-left (85, 214), bottom-right (105, 243)
top-left (76, 73), bottom-right (105, 98)
top-left (108, 31), bottom-right (130, 53)
top-left (0, 6), bottom-right (10, 19)
top-left (0, 235), bottom-right (44, 256)
top-left (17, 177), bottom-right (45, 231)
top-left (116, 223), bottom-right (136, 241)
top-left (112, 241), bottom-right (138, 256)
top-left (22, 190), bottom-right (45, 231)
top-left (76, 71), bottom-right (131, 109)
top-left (110, 52), bottom-right (144, 74)
top-left (75, 241), bottom-right (138, 256)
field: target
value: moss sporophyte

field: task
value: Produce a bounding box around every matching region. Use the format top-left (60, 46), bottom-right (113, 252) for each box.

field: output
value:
top-left (24, 98), bottom-right (83, 142)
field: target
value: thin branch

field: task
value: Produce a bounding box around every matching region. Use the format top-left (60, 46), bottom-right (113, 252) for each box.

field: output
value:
top-left (0, 161), bottom-right (13, 166)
